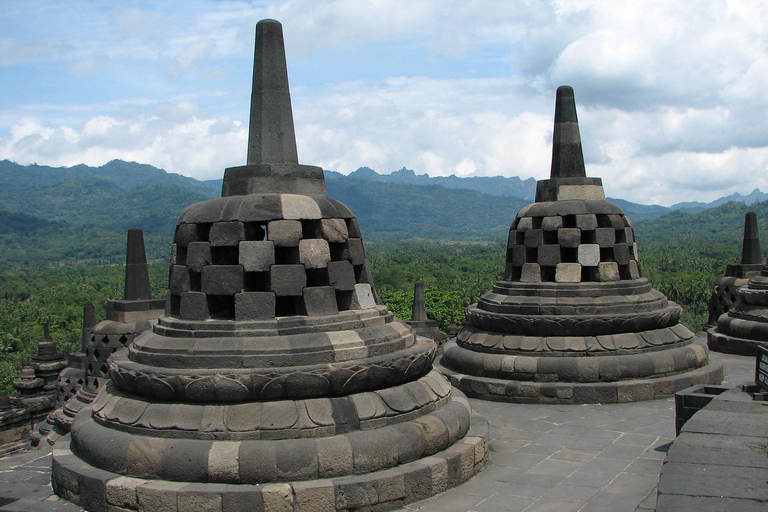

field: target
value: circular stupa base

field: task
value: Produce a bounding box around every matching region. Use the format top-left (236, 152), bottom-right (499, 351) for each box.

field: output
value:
top-left (52, 403), bottom-right (488, 512)
top-left (707, 328), bottom-right (768, 356)
top-left (435, 338), bottom-right (723, 404)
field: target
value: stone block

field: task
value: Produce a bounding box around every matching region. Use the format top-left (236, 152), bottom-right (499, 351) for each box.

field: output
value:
top-left (556, 263), bottom-right (582, 283)
top-left (576, 214), bottom-right (597, 230)
top-left (624, 227), bottom-right (635, 244)
top-left (595, 262), bottom-right (620, 282)
top-left (276, 438), bottom-right (319, 481)
top-left (558, 228), bottom-right (581, 248)
top-left (106, 476), bottom-right (144, 509)
top-left (509, 245), bottom-right (526, 266)
top-left (516, 217), bottom-right (533, 231)
top-left (281, 195), bottom-right (322, 220)
top-left (180, 292), bottom-right (209, 320)
top-left (235, 292), bottom-right (276, 320)
top-left (202, 266), bottom-right (244, 295)
top-left (210, 221), bottom-right (245, 246)
top-left (346, 238), bottom-right (366, 266)
top-left (175, 224), bottom-right (198, 247)
top-left (270, 265), bottom-right (306, 296)
top-left (537, 244), bottom-right (561, 266)
top-left (261, 483), bottom-right (294, 512)
top-left (328, 261), bottom-right (355, 291)
top-left (632, 243), bottom-right (640, 260)
top-left (613, 243), bottom-right (630, 265)
top-left (524, 229), bottom-right (543, 247)
top-left (177, 486), bottom-right (223, 512)
top-left (299, 239), bottom-right (331, 269)
top-left (293, 479), bottom-right (335, 512)
top-left (608, 214), bottom-right (625, 229)
top-left (267, 220), bottom-right (303, 247)
top-left (595, 227), bottom-right (615, 247)
top-left (303, 286), bottom-right (338, 316)
top-left (187, 242), bottom-right (212, 272)
top-left (541, 216), bottom-right (563, 231)
top-left (629, 260), bottom-right (641, 279)
top-left (321, 219), bottom-right (348, 243)
top-left (577, 244), bottom-right (600, 266)
top-left (239, 241), bottom-right (275, 272)
top-left (350, 283), bottom-right (376, 309)
top-left (316, 436), bottom-right (353, 477)
top-left (520, 263), bottom-right (541, 282)
top-left (169, 266), bottom-right (190, 294)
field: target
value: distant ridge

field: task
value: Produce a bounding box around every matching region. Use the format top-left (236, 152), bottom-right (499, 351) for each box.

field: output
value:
top-left (671, 188), bottom-right (768, 211)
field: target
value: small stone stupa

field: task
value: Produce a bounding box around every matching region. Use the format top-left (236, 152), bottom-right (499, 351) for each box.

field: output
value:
top-left (53, 19), bottom-right (486, 511)
top-left (40, 230), bottom-right (163, 446)
top-left (708, 219), bottom-right (768, 355)
top-left (407, 282), bottom-right (447, 344)
top-left (437, 86), bottom-right (723, 404)
top-left (705, 212), bottom-right (763, 329)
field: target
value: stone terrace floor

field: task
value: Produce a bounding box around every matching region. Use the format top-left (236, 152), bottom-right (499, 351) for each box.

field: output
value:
top-left (0, 350), bottom-right (755, 512)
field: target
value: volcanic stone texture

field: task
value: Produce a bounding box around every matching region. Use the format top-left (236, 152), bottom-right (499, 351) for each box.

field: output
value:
top-left (708, 267), bottom-right (768, 356)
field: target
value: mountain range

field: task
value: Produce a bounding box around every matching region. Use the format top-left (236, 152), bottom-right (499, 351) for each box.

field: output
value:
top-left (0, 159), bottom-right (765, 266)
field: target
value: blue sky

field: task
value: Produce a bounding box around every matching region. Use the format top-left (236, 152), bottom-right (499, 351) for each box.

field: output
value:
top-left (2, 0), bottom-right (768, 206)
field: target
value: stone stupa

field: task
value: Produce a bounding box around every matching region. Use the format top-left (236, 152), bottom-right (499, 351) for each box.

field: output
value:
top-left (705, 212), bottom-right (763, 329)
top-left (407, 282), bottom-right (447, 344)
top-left (39, 229), bottom-right (164, 446)
top-left (436, 86), bottom-right (723, 404)
top-left (708, 217), bottom-right (768, 355)
top-left (53, 19), bottom-right (487, 512)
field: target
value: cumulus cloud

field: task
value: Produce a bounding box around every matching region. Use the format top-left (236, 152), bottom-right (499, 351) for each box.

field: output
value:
top-left (2, 0), bottom-right (768, 206)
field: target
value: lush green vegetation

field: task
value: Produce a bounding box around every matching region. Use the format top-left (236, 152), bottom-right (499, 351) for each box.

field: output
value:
top-left (0, 263), bottom-right (169, 394)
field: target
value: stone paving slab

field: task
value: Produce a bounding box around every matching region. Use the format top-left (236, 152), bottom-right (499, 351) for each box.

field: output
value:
top-left (0, 351), bottom-right (755, 512)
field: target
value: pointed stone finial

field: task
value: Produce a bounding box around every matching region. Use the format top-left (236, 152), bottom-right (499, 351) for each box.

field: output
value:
top-left (535, 86), bottom-right (604, 202)
top-left (412, 282), bottom-right (427, 322)
top-left (741, 212), bottom-right (761, 265)
top-left (43, 324), bottom-right (51, 340)
top-left (247, 19), bottom-right (299, 165)
top-left (81, 303), bottom-right (96, 352)
top-left (124, 228), bottom-right (152, 301)
top-left (550, 86), bottom-right (586, 179)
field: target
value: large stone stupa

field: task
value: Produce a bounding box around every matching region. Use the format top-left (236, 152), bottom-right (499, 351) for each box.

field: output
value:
top-left (437, 86), bottom-right (723, 404)
top-left (53, 19), bottom-right (487, 512)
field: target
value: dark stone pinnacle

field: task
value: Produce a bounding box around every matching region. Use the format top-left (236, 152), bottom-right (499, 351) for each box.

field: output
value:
top-left (412, 282), bottom-right (427, 322)
top-left (550, 85), bottom-right (586, 179)
top-left (124, 227), bottom-right (152, 301)
top-left (81, 303), bottom-right (95, 353)
top-left (247, 19), bottom-right (298, 165)
top-left (741, 212), bottom-right (761, 265)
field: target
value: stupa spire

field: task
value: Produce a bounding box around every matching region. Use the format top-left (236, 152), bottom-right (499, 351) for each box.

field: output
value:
top-left (123, 227), bottom-right (151, 300)
top-left (550, 86), bottom-right (586, 179)
top-left (247, 19), bottom-right (298, 165)
top-left (535, 85), bottom-right (604, 202)
top-left (741, 211), bottom-right (761, 265)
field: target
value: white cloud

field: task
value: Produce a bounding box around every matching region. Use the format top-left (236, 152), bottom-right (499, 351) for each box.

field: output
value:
top-left (1, 0), bottom-right (768, 206)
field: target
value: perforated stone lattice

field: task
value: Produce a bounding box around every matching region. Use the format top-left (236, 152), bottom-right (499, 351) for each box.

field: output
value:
top-left (505, 212), bottom-right (641, 283)
top-left (168, 216), bottom-right (373, 320)
top-left (85, 332), bottom-right (134, 389)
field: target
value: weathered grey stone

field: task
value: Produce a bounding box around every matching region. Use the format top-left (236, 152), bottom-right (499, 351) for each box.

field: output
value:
top-left (298, 239), bottom-right (331, 269)
top-left (303, 286), bottom-right (338, 316)
top-left (576, 214), bottom-right (597, 230)
top-left (555, 263), bottom-right (581, 283)
top-left (267, 220), bottom-right (302, 247)
top-left (541, 216), bottom-right (563, 231)
top-left (328, 261), bottom-right (355, 291)
top-left (269, 265), bottom-right (306, 296)
top-left (520, 263), bottom-right (542, 282)
top-left (210, 221), bottom-right (246, 246)
top-left (235, 292), bottom-right (276, 320)
top-left (180, 292), bottom-right (209, 320)
top-left (558, 228), bottom-right (581, 248)
top-left (577, 244), bottom-right (600, 266)
top-left (202, 266), bottom-right (244, 295)
top-left (346, 238), bottom-right (366, 266)
top-left (594, 262), bottom-right (620, 282)
top-left (321, 218), bottom-right (348, 242)
top-left (187, 242), bottom-right (212, 272)
top-left (239, 241), bottom-right (275, 271)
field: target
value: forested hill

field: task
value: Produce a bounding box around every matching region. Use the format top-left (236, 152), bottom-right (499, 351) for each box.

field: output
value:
top-left (0, 159), bottom-right (765, 267)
